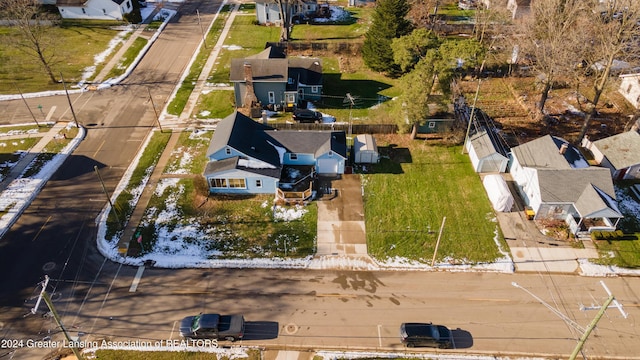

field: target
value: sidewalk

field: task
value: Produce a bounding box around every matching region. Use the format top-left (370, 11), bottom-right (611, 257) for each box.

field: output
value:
top-left (116, 2), bottom-right (242, 255)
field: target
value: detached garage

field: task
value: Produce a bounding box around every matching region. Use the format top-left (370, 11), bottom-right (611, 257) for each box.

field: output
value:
top-left (353, 134), bottom-right (379, 164)
top-left (467, 129), bottom-right (509, 173)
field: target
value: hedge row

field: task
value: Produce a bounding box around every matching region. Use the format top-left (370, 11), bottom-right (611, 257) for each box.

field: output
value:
top-left (591, 230), bottom-right (628, 240)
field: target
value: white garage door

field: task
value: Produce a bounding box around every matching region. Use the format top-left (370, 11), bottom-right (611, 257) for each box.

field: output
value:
top-left (317, 159), bottom-right (338, 175)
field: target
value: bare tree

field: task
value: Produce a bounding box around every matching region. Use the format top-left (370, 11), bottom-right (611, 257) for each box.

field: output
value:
top-left (518, 0), bottom-right (587, 117)
top-left (576, 0), bottom-right (640, 143)
top-left (407, 0), bottom-right (439, 29)
top-left (273, 0), bottom-right (304, 42)
top-left (0, 0), bottom-right (60, 84)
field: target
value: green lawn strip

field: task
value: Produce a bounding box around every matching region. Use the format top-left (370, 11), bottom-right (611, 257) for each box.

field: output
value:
top-left (205, 15), bottom-right (281, 85)
top-left (22, 126), bottom-right (79, 178)
top-left (164, 130), bottom-right (214, 174)
top-left (192, 90), bottom-right (236, 120)
top-left (105, 131), bottom-right (171, 240)
top-left (94, 348), bottom-right (261, 360)
top-left (104, 36), bottom-right (148, 80)
top-left (363, 140), bottom-right (503, 264)
top-left (0, 22), bottom-right (123, 93)
top-left (593, 237), bottom-right (640, 268)
top-left (0, 137), bottom-right (40, 180)
top-left (166, 5), bottom-right (232, 116)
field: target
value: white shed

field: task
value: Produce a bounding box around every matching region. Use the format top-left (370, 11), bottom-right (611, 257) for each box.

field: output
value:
top-left (353, 134), bottom-right (379, 164)
top-left (482, 174), bottom-right (514, 212)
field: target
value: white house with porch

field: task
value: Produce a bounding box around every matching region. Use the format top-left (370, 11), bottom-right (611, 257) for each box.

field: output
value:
top-left (56, 0), bottom-right (134, 20)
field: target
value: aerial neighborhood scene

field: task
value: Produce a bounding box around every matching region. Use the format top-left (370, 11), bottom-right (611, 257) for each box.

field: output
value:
top-left (1, 0), bottom-right (640, 359)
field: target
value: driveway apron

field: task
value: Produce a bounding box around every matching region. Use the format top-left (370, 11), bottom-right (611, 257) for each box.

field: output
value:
top-left (316, 174), bottom-right (367, 256)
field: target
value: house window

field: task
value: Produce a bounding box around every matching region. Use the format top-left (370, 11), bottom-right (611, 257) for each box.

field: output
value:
top-left (288, 78), bottom-right (294, 84)
top-left (268, 91), bottom-right (275, 104)
top-left (210, 178), bottom-right (227, 188)
top-left (225, 148), bottom-right (231, 155)
top-left (311, 86), bottom-right (319, 93)
top-left (81, 8), bottom-right (86, 14)
top-left (328, 151), bottom-right (333, 157)
top-left (298, 89), bottom-right (304, 99)
top-left (256, 179), bottom-right (262, 188)
top-left (285, 93), bottom-right (295, 104)
top-left (627, 84), bottom-right (633, 93)
top-left (290, 153), bottom-right (298, 160)
top-left (103, 9), bottom-right (106, 14)
top-left (228, 178), bottom-right (246, 188)
top-left (428, 121), bottom-right (436, 128)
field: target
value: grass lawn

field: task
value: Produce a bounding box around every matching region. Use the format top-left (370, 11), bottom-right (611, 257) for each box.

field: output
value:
top-left (94, 349), bottom-right (261, 360)
top-left (103, 36), bottom-right (148, 80)
top-left (0, 21), bottom-right (125, 94)
top-left (128, 129), bottom-right (317, 259)
top-left (363, 134), bottom-right (505, 264)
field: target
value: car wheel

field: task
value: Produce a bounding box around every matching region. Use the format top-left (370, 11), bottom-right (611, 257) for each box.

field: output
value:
top-left (224, 336), bottom-right (236, 342)
top-left (406, 342), bottom-right (414, 348)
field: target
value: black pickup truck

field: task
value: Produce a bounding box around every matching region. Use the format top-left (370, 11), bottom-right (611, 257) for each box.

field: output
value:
top-left (180, 313), bottom-right (245, 341)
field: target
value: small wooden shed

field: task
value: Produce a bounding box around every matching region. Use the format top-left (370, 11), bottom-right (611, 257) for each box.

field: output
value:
top-left (353, 134), bottom-right (379, 164)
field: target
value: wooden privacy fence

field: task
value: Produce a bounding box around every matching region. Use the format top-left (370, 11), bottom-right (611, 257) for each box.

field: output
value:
top-left (269, 123), bottom-right (398, 134)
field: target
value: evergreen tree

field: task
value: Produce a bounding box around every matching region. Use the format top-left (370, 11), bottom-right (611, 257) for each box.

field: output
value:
top-left (362, 0), bottom-right (413, 75)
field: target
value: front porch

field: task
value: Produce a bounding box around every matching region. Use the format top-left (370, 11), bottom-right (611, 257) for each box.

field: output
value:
top-left (276, 165), bottom-right (315, 203)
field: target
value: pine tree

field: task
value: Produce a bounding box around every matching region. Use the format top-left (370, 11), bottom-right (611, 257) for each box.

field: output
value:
top-left (362, 0), bottom-right (413, 75)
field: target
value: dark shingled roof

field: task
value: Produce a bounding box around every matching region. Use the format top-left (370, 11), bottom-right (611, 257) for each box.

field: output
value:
top-left (266, 130), bottom-right (347, 158)
top-left (288, 58), bottom-right (323, 86)
top-left (206, 112), bottom-right (281, 167)
top-left (229, 58), bottom-right (288, 82)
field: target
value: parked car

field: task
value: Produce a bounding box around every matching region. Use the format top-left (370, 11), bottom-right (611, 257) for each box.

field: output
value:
top-left (180, 313), bottom-right (245, 341)
top-left (400, 322), bottom-right (453, 348)
top-left (293, 109), bottom-right (323, 123)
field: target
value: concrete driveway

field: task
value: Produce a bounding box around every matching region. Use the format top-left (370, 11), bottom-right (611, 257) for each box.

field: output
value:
top-left (315, 175), bottom-right (369, 258)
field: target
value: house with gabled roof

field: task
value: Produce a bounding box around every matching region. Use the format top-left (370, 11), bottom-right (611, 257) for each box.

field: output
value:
top-left (204, 112), bottom-right (346, 201)
top-left (255, 0), bottom-right (318, 25)
top-left (229, 46), bottom-right (322, 112)
top-left (582, 128), bottom-right (640, 181)
top-left (56, 0), bottom-right (134, 20)
top-left (509, 135), bottom-right (622, 234)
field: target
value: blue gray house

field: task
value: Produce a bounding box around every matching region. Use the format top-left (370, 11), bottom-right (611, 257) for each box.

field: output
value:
top-left (229, 47), bottom-right (323, 111)
top-left (204, 112), bottom-right (346, 201)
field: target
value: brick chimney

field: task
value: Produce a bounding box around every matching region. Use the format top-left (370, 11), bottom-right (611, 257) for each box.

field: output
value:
top-left (243, 62), bottom-right (257, 107)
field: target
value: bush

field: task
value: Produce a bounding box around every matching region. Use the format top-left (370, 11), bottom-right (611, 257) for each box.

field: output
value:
top-left (591, 230), bottom-right (602, 240)
top-left (124, 9), bottom-right (142, 24)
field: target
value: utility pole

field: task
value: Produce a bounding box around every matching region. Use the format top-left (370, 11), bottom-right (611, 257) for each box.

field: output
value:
top-left (346, 93), bottom-right (355, 137)
top-left (147, 88), bottom-right (164, 133)
top-left (196, 9), bottom-right (207, 49)
top-left (94, 165), bottom-right (121, 228)
top-left (462, 79), bottom-right (481, 154)
top-left (569, 295), bottom-right (614, 360)
top-left (431, 216), bottom-right (446, 267)
top-left (34, 276), bottom-right (82, 360)
top-left (60, 73), bottom-right (79, 128)
top-left (14, 83), bottom-right (40, 127)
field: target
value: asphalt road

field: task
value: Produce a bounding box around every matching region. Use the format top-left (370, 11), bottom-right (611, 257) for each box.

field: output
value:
top-left (1, 1), bottom-right (640, 359)
top-left (0, 0), bottom-right (220, 358)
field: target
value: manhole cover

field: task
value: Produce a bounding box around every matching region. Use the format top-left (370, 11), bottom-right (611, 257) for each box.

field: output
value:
top-left (42, 262), bottom-right (56, 272)
top-left (284, 323), bottom-right (299, 335)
